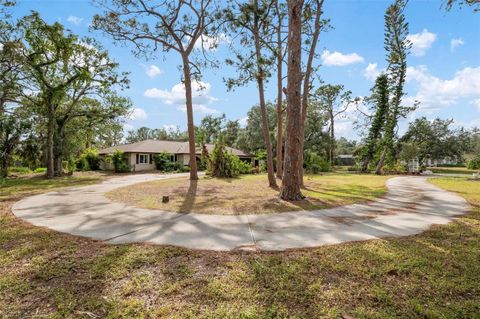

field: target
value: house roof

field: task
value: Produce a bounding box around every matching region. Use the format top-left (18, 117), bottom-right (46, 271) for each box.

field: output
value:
top-left (98, 140), bottom-right (253, 157)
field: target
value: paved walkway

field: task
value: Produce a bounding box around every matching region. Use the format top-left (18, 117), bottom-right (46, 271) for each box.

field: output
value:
top-left (12, 174), bottom-right (469, 251)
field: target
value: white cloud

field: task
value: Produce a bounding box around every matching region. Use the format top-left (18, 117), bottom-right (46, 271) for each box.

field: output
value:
top-left (67, 16), bottom-right (83, 25)
top-left (144, 81), bottom-right (219, 114)
top-left (321, 50), bottom-right (364, 66)
top-left (177, 104), bottom-right (219, 114)
top-left (145, 65), bottom-right (162, 78)
top-left (194, 33), bottom-right (231, 51)
top-left (450, 38), bottom-right (464, 52)
top-left (129, 108), bottom-right (148, 121)
top-left (363, 63), bottom-right (382, 81)
top-left (406, 65), bottom-right (480, 109)
top-left (407, 29), bottom-right (437, 56)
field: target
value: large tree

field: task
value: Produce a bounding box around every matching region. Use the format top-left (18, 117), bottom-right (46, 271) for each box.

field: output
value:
top-left (374, 0), bottom-right (414, 174)
top-left (298, 0), bottom-right (327, 186)
top-left (400, 117), bottom-right (471, 166)
top-left (17, 13), bottom-right (129, 177)
top-left (280, 0), bottom-right (304, 200)
top-left (224, 0), bottom-right (278, 187)
top-left (314, 84), bottom-right (353, 164)
top-left (359, 74), bottom-right (389, 172)
top-left (93, 0), bottom-right (219, 181)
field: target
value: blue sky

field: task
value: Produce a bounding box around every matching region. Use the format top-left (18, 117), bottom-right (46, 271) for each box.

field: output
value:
top-left (10, 0), bottom-right (480, 140)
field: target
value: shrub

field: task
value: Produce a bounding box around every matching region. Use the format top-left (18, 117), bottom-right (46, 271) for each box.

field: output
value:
top-left (467, 157), bottom-right (480, 170)
top-left (154, 152), bottom-right (181, 172)
top-left (34, 167), bottom-right (47, 173)
top-left (8, 166), bottom-right (32, 174)
top-left (76, 157), bottom-right (90, 171)
top-left (208, 141), bottom-right (250, 178)
top-left (384, 162), bottom-right (408, 174)
top-left (76, 148), bottom-right (100, 171)
top-left (304, 151), bottom-right (330, 174)
top-left (111, 150), bottom-right (131, 173)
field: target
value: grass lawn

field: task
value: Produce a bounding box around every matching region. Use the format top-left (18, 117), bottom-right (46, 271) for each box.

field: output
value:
top-left (0, 172), bottom-right (107, 201)
top-left (428, 166), bottom-right (478, 175)
top-left (106, 173), bottom-right (390, 215)
top-left (1, 175), bottom-right (479, 318)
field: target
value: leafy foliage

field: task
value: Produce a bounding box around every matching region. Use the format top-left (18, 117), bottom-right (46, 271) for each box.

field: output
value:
top-left (153, 152), bottom-right (181, 172)
top-left (110, 150), bottom-right (130, 173)
top-left (208, 140), bottom-right (251, 178)
top-left (304, 150), bottom-right (331, 174)
top-left (76, 148), bottom-right (101, 171)
top-left (467, 156), bottom-right (480, 170)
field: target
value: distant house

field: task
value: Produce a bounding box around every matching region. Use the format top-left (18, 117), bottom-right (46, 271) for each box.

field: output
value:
top-left (98, 139), bottom-right (255, 171)
top-left (336, 154), bottom-right (355, 166)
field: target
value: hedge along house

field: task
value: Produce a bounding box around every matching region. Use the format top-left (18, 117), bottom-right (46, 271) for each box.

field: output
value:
top-left (98, 139), bottom-right (255, 172)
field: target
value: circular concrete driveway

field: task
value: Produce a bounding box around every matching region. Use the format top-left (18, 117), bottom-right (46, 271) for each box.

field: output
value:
top-left (12, 174), bottom-right (469, 251)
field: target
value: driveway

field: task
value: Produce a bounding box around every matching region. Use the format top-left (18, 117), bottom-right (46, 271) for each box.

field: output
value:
top-left (12, 174), bottom-right (469, 251)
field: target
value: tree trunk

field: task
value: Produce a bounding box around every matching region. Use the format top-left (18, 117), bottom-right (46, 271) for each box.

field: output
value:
top-left (298, 0), bottom-right (323, 187)
top-left (281, 0), bottom-right (304, 201)
top-left (275, 4), bottom-right (284, 179)
top-left (53, 121), bottom-right (65, 176)
top-left (375, 147), bottom-right (386, 175)
top-left (182, 55), bottom-right (198, 180)
top-left (46, 104), bottom-right (55, 179)
top-left (329, 114), bottom-right (335, 164)
top-left (253, 12), bottom-right (277, 188)
top-left (361, 155), bottom-right (371, 173)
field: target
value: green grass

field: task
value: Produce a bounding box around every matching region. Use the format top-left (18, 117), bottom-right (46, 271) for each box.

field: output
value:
top-left (0, 175), bottom-right (479, 318)
top-left (0, 173), bottom-right (103, 200)
top-left (107, 173), bottom-right (389, 215)
top-left (428, 166), bottom-right (478, 175)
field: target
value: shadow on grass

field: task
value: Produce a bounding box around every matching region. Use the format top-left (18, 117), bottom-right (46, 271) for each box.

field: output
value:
top-left (178, 179), bottom-right (198, 213)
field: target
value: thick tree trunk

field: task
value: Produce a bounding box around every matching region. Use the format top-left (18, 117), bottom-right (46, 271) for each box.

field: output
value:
top-left (46, 104), bottom-right (55, 179)
top-left (281, 0), bottom-right (304, 201)
top-left (182, 56), bottom-right (198, 181)
top-left (253, 16), bottom-right (277, 188)
top-left (298, 0), bottom-right (323, 187)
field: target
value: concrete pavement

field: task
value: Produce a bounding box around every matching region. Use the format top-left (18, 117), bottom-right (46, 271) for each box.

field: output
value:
top-left (12, 174), bottom-right (469, 251)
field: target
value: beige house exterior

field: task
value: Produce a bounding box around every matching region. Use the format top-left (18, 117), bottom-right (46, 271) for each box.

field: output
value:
top-left (98, 140), bottom-right (255, 172)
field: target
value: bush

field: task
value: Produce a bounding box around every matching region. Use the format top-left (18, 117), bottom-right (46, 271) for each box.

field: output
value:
top-left (111, 150), bottom-right (131, 173)
top-left (304, 151), bottom-right (330, 174)
top-left (34, 167), bottom-right (47, 173)
top-left (8, 166), bottom-right (32, 174)
top-left (467, 157), bottom-right (480, 170)
top-left (208, 141), bottom-right (250, 178)
top-left (384, 162), bottom-right (408, 174)
top-left (154, 152), bottom-right (181, 172)
top-left (76, 148), bottom-right (100, 171)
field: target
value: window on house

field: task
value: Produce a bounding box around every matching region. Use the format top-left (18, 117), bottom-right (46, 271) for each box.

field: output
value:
top-left (139, 154), bottom-right (149, 164)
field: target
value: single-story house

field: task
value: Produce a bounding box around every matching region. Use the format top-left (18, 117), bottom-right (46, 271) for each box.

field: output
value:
top-left (98, 139), bottom-right (255, 171)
